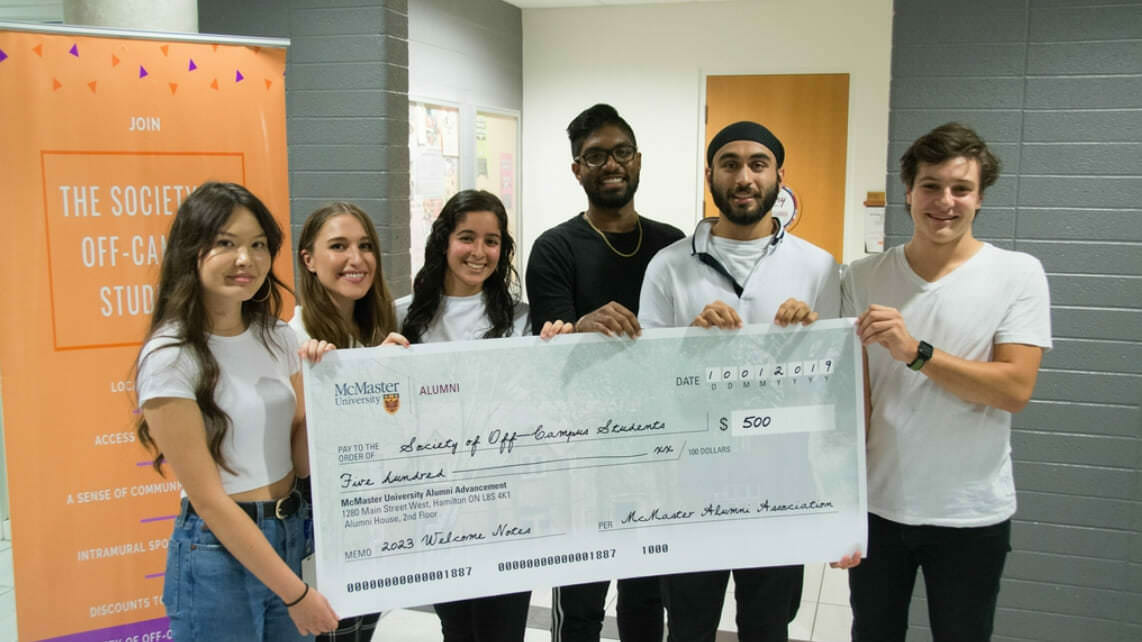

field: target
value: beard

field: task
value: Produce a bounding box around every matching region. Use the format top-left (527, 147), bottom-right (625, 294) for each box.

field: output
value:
top-left (712, 180), bottom-right (780, 226)
top-left (584, 172), bottom-right (640, 210)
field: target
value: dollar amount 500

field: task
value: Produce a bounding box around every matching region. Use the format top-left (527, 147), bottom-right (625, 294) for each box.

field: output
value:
top-left (728, 404), bottom-right (837, 437)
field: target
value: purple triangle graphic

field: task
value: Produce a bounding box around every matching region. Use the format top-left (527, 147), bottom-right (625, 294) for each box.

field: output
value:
top-left (69, 43), bottom-right (78, 57)
top-left (188, 59), bottom-right (197, 71)
top-left (235, 69), bottom-right (244, 82)
top-left (139, 65), bottom-right (148, 79)
top-left (0, 49), bottom-right (7, 63)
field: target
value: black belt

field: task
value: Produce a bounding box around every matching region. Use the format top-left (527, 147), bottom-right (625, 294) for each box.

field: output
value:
top-left (186, 489), bottom-right (302, 521)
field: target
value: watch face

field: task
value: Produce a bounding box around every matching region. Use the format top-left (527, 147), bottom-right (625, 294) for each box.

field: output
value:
top-left (909, 341), bottom-right (933, 370)
top-left (918, 341), bottom-right (933, 359)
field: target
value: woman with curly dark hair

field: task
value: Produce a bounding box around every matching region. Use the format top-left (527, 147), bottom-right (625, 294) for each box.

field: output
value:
top-left (401, 190), bottom-right (539, 343)
top-left (399, 189), bottom-right (570, 640)
top-left (135, 182), bottom-right (339, 640)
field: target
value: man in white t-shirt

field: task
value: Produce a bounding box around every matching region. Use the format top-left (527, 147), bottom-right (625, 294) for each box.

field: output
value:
top-left (640, 121), bottom-right (860, 642)
top-left (841, 122), bottom-right (1052, 641)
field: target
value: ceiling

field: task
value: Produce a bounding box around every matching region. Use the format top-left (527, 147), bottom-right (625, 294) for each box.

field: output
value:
top-left (0, 0), bottom-right (728, 20)
top-left (504, 0), bottom-right (730, 8)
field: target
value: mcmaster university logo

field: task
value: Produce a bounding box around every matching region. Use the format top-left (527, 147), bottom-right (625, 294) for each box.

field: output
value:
top-left (333, 380), bottom-right (400, 412)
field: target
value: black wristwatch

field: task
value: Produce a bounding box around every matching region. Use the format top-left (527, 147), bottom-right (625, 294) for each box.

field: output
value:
top-left (908, 340), bottom-right (933, 371)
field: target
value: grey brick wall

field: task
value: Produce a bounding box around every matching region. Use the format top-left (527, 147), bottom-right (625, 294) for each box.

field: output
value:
top-left (888, 1), bottom-right (1142, 640)
top-left (198, 0), bottom-right (412, 296)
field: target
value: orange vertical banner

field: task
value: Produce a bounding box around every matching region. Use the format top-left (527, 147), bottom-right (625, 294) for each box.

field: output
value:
top-left (0, 26), bottom-right (291, 640)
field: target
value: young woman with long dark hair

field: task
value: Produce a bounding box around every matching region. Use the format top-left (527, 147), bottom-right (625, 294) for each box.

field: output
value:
top-left (135, 182), bottom-right (339, 640)
top-left (401, 189), bottom-right (570, 640)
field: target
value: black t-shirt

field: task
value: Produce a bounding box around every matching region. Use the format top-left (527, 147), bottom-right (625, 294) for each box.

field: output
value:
top-left (526, 213), bottom-right (685, 333)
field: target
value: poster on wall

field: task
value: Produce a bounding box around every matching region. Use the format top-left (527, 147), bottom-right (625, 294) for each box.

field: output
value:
top-left (474, 110), bottom-right (519, 248)
top-left (0, 25), bottom-right (291, 641)
top-left (408, 100), bottom-right (460, 281)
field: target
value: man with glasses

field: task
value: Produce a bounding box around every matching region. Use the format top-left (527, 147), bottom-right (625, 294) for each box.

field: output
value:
top-left (526, 103), bottom-right (683, 641)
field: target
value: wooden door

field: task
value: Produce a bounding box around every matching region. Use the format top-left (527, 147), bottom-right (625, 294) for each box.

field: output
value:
top-left (705, 74), bottom-right (849, 262)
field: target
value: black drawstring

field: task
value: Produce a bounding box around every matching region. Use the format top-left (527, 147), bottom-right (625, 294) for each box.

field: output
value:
top-left (695, 252), bottom-right (745, 297)
top-left (690, 217), bottom-right (784, 298)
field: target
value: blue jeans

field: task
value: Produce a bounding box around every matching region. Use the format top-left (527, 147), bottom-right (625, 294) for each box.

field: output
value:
top-left (163, 498), bottom-right (313, 642)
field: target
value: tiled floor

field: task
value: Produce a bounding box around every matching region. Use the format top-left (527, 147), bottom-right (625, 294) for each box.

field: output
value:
top-left (0, 539), bottom-right (851, 641)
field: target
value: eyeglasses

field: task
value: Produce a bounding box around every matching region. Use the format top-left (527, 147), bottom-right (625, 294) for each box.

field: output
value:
top-left (576, 144), bottom-right (637, 168)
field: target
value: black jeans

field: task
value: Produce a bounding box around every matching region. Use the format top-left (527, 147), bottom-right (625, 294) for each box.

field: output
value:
top-left (849, 513), bottom-right (1011, 642)
top-left (660, 566), bottom-right (802, 642)
top-left (433, 591), bottom-right (531, 642)
top-left (551, 576), bottom-right (663, 641)
top-left (316, 613), bottom-right (380, 642)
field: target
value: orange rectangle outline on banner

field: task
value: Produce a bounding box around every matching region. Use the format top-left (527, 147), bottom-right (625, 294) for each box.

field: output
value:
top-left (39, 150), bottom-right (247, 351)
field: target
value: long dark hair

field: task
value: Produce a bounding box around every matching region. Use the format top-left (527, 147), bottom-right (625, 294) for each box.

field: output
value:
top-left (297, 202), bottom-right (397, 348)
top-left (135, 182), bottom-right (288, 474)
top-left (401, 190), bottom-right (519, 343)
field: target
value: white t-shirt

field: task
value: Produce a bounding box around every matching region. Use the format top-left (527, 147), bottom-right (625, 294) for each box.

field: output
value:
top-left (639, 218), bottom-right (841, 328)
top-left (394, 293), bottom-right (530, 343)
top-left (137, 320), bottom-right (301, 495)
top-left (841, 243), bottom-right (1052, 527)
top-left (706, 233), bottom-right (775, 289)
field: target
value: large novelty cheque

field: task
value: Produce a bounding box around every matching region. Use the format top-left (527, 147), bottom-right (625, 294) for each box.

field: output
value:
top-left (304, 319), bottom-right (867, 616)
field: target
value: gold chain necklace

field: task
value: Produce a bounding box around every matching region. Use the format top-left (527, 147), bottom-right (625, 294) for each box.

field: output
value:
top-left (584, 212), bottom-right (643, 258)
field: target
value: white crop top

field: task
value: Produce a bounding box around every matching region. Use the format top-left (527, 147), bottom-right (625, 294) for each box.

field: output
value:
top-left (136, 320), bottom-right (300, 495)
